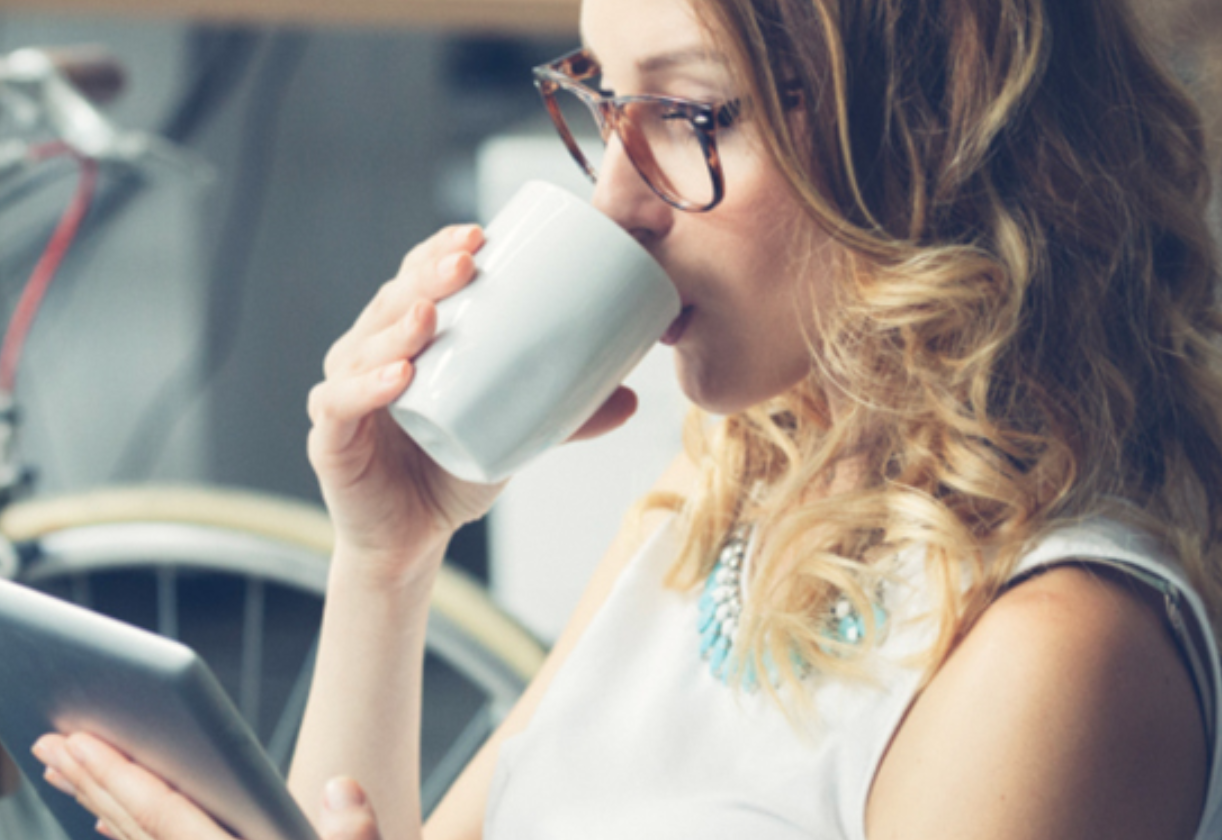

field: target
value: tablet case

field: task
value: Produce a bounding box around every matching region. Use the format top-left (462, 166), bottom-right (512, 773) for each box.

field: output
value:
top-left (0, 577), bottom-right (318, 840)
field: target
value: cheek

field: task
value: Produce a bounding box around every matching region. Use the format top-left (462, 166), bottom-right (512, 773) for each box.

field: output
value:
top-left (672, 150), bottom-right (834, 410)
top-left (721, 193), bottom-right (820, 333)
top-left (676, 277), bottom-right (817, 413)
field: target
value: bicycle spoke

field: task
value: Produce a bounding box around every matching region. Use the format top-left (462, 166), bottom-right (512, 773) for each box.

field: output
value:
top-left (267, 634), bottom-right (318, 773)
top-left (239, 576), bottom-right (265, 726)
top-left (156, 566), bottom-right (178, 640)
top-left (420, 702), bottom-right (495, 816)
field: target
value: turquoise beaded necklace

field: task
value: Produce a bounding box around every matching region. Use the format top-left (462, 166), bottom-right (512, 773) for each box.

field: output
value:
top-left (697, 527), bottom-right (750, 681)
top-left (697, 527), bottom-right (887, 686)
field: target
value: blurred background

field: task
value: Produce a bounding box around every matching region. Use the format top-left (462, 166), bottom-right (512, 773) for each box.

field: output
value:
top-left (0, 0), bottom-right (691, 645)
top-left (0, 0), bottom-right (1217, 643)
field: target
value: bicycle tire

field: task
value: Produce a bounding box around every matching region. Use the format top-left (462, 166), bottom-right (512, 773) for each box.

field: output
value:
top-left (0, 483), bottom-right (545, 827)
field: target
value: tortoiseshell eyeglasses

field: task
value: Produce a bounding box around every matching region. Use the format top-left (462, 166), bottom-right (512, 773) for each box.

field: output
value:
top-left (532, 48), bottom-right (739, 213)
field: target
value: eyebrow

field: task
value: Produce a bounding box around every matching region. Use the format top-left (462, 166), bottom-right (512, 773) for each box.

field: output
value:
top-left (636, 47), bottom-right (728, 75)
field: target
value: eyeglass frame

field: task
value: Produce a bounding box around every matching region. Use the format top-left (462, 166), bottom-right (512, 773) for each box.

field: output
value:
top-left (531, 48), bottom-right (736, 213)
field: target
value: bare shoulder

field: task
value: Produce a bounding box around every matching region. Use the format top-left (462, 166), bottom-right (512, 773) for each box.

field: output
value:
top-left (866, 562), bottom-right (1209, 840)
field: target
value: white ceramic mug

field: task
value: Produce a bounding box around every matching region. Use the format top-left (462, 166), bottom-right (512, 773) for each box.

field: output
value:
top-left (390, 180), bottom-right (680, 484)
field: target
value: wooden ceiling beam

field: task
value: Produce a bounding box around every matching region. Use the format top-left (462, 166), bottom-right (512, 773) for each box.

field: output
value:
top-left (0, 0), bottom-right (582, 34)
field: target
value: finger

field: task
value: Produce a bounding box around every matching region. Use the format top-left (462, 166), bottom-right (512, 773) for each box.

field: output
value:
top-left (62, 733), bottom-right (235, 840)
top-left (36, 734), bottom-right (151, 840)
top-left (329, 240), bottom-right (471, 379)
top-left (397, 223), bottom-right (484, 290)
top-left (32, 735), bottom-right (82, 797)
top-left (307, 362), bottom-right (415, 474)
top-left (44, 765), bottom-right (78, 797)
top-left (319, 778), bottom-right (381, 840)
top-left (309, 360), bottom-right (415, 439)
top-left (350, 225), bottom-right (483, 340)
top-left (325, 299), bottom-right (437, 381)
top-left (569, 386), bottom-right (639, 442)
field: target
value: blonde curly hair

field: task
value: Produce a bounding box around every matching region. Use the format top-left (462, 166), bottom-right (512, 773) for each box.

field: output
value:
top-left (648, 0), bottom-right (1222, 698)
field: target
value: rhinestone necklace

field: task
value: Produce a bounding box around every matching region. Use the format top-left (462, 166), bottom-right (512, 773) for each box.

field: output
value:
top-left (697, 527), bottom-right (887, 686)
top-left (697, 527), bottom-right (750, 682)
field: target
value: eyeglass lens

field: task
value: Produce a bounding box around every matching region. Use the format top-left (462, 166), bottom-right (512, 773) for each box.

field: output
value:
top-left (550, 86), bottom-right (717, 210)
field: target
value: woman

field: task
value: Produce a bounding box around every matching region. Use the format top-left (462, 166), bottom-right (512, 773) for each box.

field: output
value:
top-left (32, 0), bottom-right (1222, 837)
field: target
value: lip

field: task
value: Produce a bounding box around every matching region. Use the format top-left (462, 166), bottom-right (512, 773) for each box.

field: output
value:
top-left (660, 305), bottom-right (693, 346)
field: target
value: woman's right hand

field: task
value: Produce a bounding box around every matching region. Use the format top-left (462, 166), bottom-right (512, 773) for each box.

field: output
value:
top-left (307, 223), bottom-right (641, 587)
top-left (306, 224), bottom-right (502, 583)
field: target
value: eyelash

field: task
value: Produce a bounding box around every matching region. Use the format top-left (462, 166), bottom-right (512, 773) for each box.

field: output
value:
top-left (600, 87), bottom-right (741, 131)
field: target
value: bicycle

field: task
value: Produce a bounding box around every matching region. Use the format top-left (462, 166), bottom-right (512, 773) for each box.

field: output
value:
top-left (0, 44), bottom-right (546, 838)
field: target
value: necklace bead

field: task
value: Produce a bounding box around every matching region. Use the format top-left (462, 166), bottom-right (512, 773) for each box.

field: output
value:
top-left (696, 527), bottom-right (887, 686)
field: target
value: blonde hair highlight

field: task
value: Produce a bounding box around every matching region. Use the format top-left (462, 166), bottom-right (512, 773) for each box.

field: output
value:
top-left (651, 0), bottom-right (1222, 703)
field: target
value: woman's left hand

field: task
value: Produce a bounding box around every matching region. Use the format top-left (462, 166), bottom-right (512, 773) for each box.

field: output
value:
top-left (32, 733), bottom-right (381, 840)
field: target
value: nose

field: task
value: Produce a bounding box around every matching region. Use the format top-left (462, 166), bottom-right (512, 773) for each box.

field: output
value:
top-left (591, 136), bottom-right (674, 246)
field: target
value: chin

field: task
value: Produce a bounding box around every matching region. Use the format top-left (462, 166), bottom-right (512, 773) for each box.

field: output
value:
top-left (675, 351), bottom-right (812, 417)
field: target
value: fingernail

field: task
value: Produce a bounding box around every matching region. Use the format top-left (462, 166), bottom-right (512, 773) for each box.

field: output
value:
top-left (65, 735), bottom-right (95, 765)
top-left (31, 737), bottom-right (51, 762)
top-left (324, 777), bottom-right (366, 811)
top-left (380, 360), bottom-right (407, 383)
top-left (437, 252), bottom-right (463, 280)
top-left (44, 767), bottom-right (77, 797)
top-left (96, 819), bottom-right (117, 839)
top-left (452, 223), bottom-right (479, 243)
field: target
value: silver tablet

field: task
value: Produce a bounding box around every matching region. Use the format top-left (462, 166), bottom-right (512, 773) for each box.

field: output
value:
top-left (0, 577), bottom-right (319, 840)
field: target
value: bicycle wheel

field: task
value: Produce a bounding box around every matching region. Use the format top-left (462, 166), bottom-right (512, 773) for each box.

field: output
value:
top-left (0, 484), bottom-right (545, 834)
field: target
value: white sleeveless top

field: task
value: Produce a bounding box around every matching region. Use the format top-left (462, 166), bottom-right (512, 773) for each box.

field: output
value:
top-left (484, 516), bottom-right (1222, 839)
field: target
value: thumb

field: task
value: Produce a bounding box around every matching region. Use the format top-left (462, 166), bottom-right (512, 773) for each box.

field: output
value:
top-left (319, 777), bottom-right (381, 840)
top-left (569, 386), bottom-right (639, 442)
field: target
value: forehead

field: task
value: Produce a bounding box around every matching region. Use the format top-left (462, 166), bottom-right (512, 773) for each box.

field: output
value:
top-left (579, 0), bottom-right (719, 80)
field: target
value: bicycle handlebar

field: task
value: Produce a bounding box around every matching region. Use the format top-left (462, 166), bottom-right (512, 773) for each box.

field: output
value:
top-left (0, 45), bottom-right (212, 183)
top-left (36, 45), bottom-right (127, 105)
top-left (0, 45), bottom-right (125, 104)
